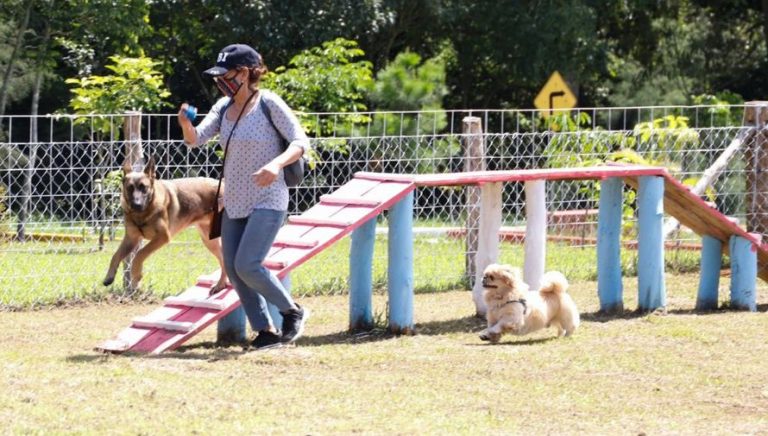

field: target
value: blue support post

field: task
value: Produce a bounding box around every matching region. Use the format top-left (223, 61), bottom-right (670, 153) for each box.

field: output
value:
top-left (387, 192), bottom-right (414, 334)
top-left (729, 235), bottom-right (757, 311)
top-left (217, 305), bottom-right (246, 344)
top-left (597, 177), bottom-right (624, 314)
top-left (217, 275), bottom-right (290, 344)
top-left (637, 176), bottom-right (666, 311)
top-left (349, 217), bottom-right (377, 330)
top-left (696, 235), bottom-right (722, 311)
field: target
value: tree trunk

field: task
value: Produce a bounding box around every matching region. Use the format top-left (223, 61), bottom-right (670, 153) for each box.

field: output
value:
top-left (17, 21), bottom-right (50, 241)
top-left (762, 0), bottom-right (768, 61)
top-left (0, 0), bottom-right (33, 117)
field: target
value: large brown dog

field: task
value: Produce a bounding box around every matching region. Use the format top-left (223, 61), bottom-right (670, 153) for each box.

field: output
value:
top-left (102, 157), bottom-right (228, 293)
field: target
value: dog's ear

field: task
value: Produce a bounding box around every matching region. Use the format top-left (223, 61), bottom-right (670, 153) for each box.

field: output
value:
top-left (144, 155), bottom-right (156, 182)
top-left (499, 266), bottom-right (523, 289)
top-left (122, 160), bottom-right (132, 176)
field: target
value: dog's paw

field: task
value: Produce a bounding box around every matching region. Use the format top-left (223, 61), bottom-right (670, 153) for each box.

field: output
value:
top-left (479, 330), bottom-right (491, 341)
top-left (128, 278), bottom-right (143, 293)
top-left (209, 283), bottom-right (226, 296)
top-left (102, 276), bottom-right (114, 286)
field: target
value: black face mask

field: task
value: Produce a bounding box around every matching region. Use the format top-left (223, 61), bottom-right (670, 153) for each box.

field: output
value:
top-left (214, 75), bottom-right (243, 98)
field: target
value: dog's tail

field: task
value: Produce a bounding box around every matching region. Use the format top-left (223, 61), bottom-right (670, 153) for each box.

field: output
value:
top-left (538, 271), bottom-right (569, 294)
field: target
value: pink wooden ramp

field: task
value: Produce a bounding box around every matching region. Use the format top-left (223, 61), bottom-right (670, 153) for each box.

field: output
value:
top-left (97, 175), bottom-right (415, 354)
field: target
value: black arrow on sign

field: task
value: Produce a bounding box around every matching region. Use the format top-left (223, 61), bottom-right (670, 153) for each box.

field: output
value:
top-left (549, 90), bottom-right (566, 115)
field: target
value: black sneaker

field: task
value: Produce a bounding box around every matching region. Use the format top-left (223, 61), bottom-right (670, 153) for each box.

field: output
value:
top-left (280, 305), bottom-right (309, 343)
top-left (251, 330), bottom-right (282, 350)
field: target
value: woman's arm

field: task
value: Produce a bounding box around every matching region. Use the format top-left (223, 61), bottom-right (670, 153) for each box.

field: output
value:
top-left (177, 97), bottom-right (230, 148)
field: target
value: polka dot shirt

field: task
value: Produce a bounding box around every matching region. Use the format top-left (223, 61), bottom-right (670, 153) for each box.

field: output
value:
top-left (190, 90), bottom-right (310, 218)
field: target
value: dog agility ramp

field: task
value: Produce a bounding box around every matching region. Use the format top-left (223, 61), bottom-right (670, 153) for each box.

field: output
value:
top-left (97, 174), bottom-right (415, 354)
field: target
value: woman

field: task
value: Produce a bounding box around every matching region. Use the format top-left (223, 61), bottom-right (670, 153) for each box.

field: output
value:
top-left (177, 43), bottom-right (309, 349)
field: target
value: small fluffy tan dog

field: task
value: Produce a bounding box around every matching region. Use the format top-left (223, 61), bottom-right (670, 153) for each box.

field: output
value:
top-left (479, 263), bottom-right (579, 343)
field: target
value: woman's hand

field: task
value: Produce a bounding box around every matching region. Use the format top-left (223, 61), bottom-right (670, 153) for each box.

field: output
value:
top-left (178, 103), bottom-right (198, 146)
top-left (252, 161), bottom-right (281, 187)
top-left (177, 103), bottom-right (192, 127)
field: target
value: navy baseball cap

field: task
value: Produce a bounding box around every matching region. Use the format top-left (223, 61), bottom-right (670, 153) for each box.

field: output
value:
top-left (203, 44), bottom-right (261, 76)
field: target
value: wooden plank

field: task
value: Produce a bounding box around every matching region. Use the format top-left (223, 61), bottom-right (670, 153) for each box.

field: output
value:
top-left (163, 296), bottom-right (226, 311)
top-left (287, 216), bottom-right (353, 227)
top-left (132, 318), bottom-right (195, 332)
top-left (263, 259), bottom-right (287, 270)
top-left (320, 195), bottom-right (381, 206)
top-left (272, 238), bottom-right (319, 249)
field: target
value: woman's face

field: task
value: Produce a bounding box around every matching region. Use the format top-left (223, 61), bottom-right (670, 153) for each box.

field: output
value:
top-left (214, 68), bottom-right (245, 98)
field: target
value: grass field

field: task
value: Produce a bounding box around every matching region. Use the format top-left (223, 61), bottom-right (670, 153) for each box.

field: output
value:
top-left (1, 274), bottom-right (767, 434)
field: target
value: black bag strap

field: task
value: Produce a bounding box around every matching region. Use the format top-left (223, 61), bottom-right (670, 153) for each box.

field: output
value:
top-left (259, 96), bottom-right (289, 150)
top-left (213, 90), bottom-right (258, 209)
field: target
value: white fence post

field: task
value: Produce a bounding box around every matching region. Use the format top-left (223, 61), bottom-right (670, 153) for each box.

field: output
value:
top-left (524, 180), bottom-right (546, 290)
top-left (473, 182), bottom-right (502, 316)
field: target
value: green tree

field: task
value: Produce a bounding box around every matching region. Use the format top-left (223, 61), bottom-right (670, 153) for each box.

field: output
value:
top-left (263, 38), bottom-right (373, 114)
top-left (599, 1), bottom-right (765, 106)
top-left (0, 0), bottom-right (33, 117)
top-left (368, 49), bottom-right (449, 135)
top-left (370, 50), bottom-right (448, 111)
top-left (366, 49), bottom-right (456, 174)
top-left (65, 55), bottom-right (170, 138)
top-left (261, 38), bottom-right (374, 140)
top-left (438, 0), bottom-right (607, 109)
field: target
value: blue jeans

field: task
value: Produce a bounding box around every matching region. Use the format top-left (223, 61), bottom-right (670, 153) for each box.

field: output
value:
top-left (221, 208), bottom-right (294, 332)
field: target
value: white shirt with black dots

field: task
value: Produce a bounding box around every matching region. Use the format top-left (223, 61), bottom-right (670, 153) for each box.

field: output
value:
top-left (190, 90), bottom-right (310, 218)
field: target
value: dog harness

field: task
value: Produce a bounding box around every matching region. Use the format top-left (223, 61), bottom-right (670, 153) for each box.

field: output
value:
top-left (502, 298), bottom-right (528, 315)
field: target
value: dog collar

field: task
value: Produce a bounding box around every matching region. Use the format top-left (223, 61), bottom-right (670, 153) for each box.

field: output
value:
top-left (503, 298), bottom-right (528, 314)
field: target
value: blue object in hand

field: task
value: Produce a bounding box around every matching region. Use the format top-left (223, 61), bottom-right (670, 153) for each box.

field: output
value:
top-left (184, 105), bottom-right (197, 121)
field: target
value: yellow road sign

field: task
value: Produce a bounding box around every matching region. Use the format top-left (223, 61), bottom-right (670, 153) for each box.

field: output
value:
top-left (534, 71), bottom-right (577, 117)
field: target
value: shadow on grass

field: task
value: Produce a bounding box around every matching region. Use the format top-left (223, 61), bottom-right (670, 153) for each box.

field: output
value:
top-left (580, 310), bottom-right (654, 323)
top-left (146, 341), bottom-right (251, 361)
top-left (581, 301), bottom-right (768, 322)
top-left (66, 353), bottom-right (114, 363)
top-left (300, 315), bottom-right (487, 347)
top-left (466, 336), bottom-right (561, 347)
top-left (66, 342), bottom-right (249, 363)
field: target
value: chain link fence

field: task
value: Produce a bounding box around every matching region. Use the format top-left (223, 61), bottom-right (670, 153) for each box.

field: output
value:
top-left (1, 104), bottom-right (765, 308)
